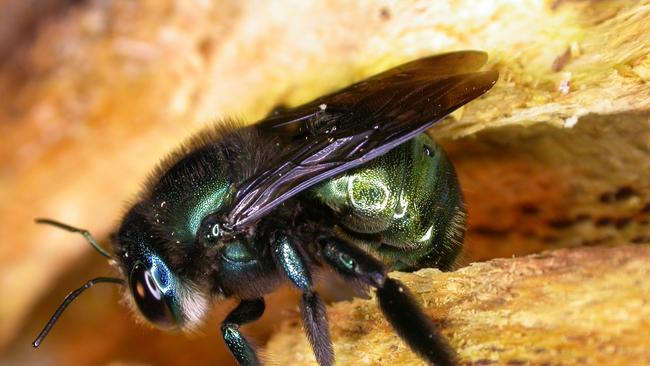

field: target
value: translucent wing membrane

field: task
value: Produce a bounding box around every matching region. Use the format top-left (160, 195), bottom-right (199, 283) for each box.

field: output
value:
top-left (258, 50), bottom-right (490, 129)
top-left (226, 51), bottom-right (497, 228)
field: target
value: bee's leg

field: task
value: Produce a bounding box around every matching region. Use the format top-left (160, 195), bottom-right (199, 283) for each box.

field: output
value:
top-left (320, 239), bottom-right (458, 366)
top-left (221, 298), bottom-right (265, 366)
top-left (272, 234), bottom-right (333, 366)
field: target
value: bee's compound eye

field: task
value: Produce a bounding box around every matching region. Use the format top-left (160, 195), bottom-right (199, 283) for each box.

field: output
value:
top-left (130, 262), bottom-right (178, 329)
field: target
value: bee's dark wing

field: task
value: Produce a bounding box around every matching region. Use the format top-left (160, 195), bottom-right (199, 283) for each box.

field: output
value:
top-left (227, 51), bottom-right (498, 228)
top-left (259, 50), bottom-right (490, 129)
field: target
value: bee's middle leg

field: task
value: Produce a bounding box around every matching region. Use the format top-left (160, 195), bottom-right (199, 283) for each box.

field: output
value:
top-left (319, 237), bottom-right (458, 366)
top-left (271, 234), bottom-right (333, 366)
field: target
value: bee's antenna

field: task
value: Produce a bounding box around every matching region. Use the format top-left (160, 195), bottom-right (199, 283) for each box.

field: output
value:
top-left (32, 277), bottom-right (125, 348)
top-left (35, 218), bottom-right (113, 259)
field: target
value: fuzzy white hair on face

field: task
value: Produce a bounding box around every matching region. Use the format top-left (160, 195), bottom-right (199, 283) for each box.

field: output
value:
top-left (120, 278), bottom-right (209, 333)
top-left (175, 281), bottom-right (209, 332)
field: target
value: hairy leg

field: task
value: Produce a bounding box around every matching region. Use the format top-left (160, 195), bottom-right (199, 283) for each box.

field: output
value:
top-left (320, 238), bottom-right (458, 366)
top-left (272, 234), bottom-right (333, 366)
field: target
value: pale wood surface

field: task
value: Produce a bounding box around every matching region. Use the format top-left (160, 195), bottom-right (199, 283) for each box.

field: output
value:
top-left (267, 245), bottom-right (650, 365)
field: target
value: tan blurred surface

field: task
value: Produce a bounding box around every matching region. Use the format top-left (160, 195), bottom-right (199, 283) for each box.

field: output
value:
top-left (1, 0), bottom-right (649, 365)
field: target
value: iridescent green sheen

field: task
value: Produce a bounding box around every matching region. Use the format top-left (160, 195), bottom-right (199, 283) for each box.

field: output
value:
top-left (185, 183), bottom-right (231, 236)
top-left (222, 240), bottom-right (253, 263)
top-left (150, 164), bottom-right (233, 243)
top-left (311, 134), bottom-right (465, 271)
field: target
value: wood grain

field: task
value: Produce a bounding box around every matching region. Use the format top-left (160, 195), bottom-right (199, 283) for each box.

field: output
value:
top-left (267, 244), bottom-right (650, 365)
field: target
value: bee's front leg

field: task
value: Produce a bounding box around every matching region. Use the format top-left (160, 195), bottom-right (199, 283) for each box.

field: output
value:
top-left (319, 238), bottom-right (458, 366)
top-left (221, 298), bottom-right (265, 366)
top-left (272, 234), bottom-right (333, 366)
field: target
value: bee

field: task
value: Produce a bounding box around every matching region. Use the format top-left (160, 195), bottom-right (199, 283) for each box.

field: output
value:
top-left (33, 50), bottom-right (497, 366)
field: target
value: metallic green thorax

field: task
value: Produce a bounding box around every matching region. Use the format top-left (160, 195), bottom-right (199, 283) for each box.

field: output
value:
top-left (310, 133), bottom-right (465, 271)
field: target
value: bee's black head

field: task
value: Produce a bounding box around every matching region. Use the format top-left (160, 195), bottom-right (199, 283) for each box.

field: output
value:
top-left (114, 205), bottom-right (210, 331)
top-left (33, 125), bottom-right (277, 346)
top-left (111, 128), bottom-right (266, 331)
top-left (31, 207), bottom-right (216, 348)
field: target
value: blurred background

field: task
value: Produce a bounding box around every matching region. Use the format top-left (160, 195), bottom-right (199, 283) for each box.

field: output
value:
top-left (1, 0), bottom-right (649, 365)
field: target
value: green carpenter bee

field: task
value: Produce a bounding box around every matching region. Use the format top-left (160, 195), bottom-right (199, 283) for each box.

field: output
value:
top-left (33, 50), bottom-right (497, 366)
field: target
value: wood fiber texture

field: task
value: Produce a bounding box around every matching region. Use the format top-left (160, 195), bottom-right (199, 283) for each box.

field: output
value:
top-left (267, 245), bottom-right (650, 366)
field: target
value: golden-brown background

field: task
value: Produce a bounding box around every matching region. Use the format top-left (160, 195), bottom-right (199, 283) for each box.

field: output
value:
top-left (1, 0), bottom-right (649, 365)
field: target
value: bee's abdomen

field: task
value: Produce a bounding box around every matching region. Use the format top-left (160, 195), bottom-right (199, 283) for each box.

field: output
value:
top-left (311, 134), bottom-right (465, 271)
